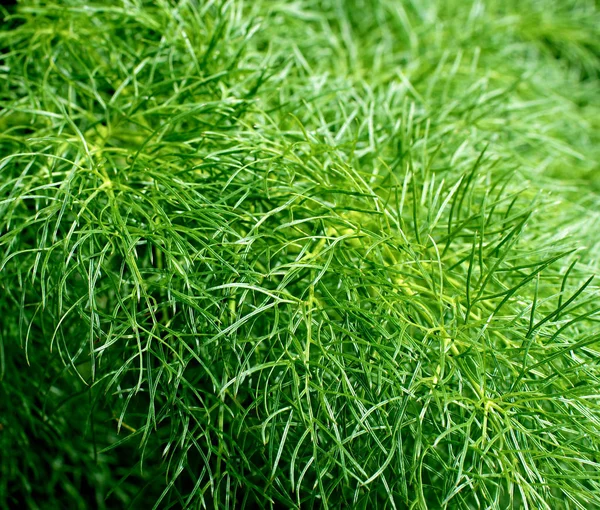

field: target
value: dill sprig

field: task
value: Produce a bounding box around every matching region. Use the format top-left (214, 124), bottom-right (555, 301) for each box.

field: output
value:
top-left (1, 1), bottom-right (599, 508)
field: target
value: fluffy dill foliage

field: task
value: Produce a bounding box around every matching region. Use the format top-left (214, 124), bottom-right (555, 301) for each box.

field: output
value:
top-left (1, 0), bottom-right (599, 508)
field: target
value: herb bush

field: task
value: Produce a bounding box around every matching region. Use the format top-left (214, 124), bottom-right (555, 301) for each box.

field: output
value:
top-left (1, 0), bottom-right (599, 508)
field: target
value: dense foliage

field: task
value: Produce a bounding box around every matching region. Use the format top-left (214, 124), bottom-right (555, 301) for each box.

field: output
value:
top-left (1, 0), bottom-right (599, 508)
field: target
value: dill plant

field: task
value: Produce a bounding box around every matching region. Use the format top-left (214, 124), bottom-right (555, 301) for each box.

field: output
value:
top-left (1, 0), bottom-right (599, 508)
